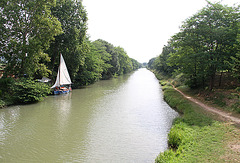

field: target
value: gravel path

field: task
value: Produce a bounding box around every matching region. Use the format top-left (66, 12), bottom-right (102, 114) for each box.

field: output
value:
top-left (172, 85), bottom-right (240, 125)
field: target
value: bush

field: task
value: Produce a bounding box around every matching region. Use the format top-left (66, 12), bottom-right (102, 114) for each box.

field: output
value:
top-left (0, 77), bottom-right (15, 96)
top-left (231, 102), bottom-right (240, 113)
top-left (0, 99), bottom-right (5, 108)
top-left (155, 149), bottom-right (177, 163)
top-left (11, 78), bottom-right (51, 104)
top-left (235, 87), bottom-right (240, 92)
top-left (168, 123), bottom-right (193, 149)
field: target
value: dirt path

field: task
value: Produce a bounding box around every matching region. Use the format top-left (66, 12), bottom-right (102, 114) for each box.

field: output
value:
top-left (172, 85), bottom-right (240, 125)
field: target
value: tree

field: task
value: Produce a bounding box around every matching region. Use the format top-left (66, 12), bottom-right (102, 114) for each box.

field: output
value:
top-left (148, 57), bottom-right (157, 70)
top-left (169, 2), bottom-right (240, 89)
top-left (74, 39), bottom-right (112, 86)
top-left (48, 0), bottom-right (88, 80)
top-left (230, 37), bottom-right (240, 81)
top-left (93, 39), bottom-right (120, 79)
top-left (115, 47), bottom-right (133, 75)
top-left (157, 43), bottom-right (176, 75)
top-left (131, 58), bottom-right (141, 70)
top-left (0, 0), bottom-right (62, 77)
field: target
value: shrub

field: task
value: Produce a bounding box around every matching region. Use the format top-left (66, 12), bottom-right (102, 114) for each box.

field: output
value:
top-left (11, 78), bottom-right (51, 103)
top-left (168, 127), bottom-right (183, 149)
top-left (231, 102), bottom-right (240, 113)
top-left (168, 122), bottom-right (194, 150)
top-left (155, 149), bottom-right (176, 163)
top-left (0, 77), bottom-right (15, 96)
top-left (0, 99), bottom-right (5, 108)
top-left (235, 87), bottom-right (240, 92)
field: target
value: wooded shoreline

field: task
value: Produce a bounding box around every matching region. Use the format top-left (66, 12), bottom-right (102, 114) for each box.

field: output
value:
top-left (0, 0), bottom-right (142, 108)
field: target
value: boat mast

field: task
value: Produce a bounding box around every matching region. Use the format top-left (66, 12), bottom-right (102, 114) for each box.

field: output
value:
top-left (59, 53), bottom-right (61, 87)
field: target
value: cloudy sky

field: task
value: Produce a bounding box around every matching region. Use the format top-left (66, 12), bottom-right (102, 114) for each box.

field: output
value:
top-left (82, 0), bottom-right (239, 63)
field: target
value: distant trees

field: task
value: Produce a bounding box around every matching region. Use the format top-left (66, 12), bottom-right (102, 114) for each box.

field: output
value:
top-left (74, 39), bottom-right (141, 86)
top-left (149, 2), bottom-right (240, 89)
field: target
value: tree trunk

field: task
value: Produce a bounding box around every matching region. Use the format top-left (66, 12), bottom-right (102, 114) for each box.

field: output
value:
top-left (209, 71), bottom-right (216, 91)
top-left (219, 71), bottom-right (223, 87)
top-left (202, 76), bottom-right (205, 89)
top-left (209, 66), bottom-right (216, 91)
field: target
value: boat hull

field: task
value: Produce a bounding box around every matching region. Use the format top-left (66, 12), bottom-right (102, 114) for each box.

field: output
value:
top-left (53, 89), bottom-right (70, 95)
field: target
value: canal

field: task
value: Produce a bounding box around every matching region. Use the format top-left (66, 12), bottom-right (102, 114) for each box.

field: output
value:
top-left (0, 68), bottom-right (178, 162)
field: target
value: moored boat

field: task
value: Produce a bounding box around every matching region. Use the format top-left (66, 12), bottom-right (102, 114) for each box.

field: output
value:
top-left (51, 54), bottom-right (72, 95)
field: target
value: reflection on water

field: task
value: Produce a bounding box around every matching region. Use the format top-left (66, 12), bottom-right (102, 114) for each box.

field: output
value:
top-left (55, 93), bottom-right (72, 135)
top-left (0, 68), bottom-right (178, 162)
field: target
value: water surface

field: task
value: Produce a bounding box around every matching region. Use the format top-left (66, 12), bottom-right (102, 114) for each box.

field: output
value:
top-left (0, 68), bottom-right (178, 162)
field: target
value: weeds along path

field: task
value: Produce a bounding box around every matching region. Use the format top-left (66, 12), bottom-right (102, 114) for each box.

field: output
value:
top-left (171, 84), bottom-right (240, 125)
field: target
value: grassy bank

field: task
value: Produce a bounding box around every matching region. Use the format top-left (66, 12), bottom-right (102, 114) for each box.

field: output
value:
top-left (155, 77), bottom-right (240, 162)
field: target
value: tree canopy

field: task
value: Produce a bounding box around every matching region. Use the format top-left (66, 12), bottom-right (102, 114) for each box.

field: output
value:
top-left (0, 0), bottom-right (62, 77)
top-left (149, 2), bottom-right (240, 89)
top-left (0, 0), bottom-right (141, 88)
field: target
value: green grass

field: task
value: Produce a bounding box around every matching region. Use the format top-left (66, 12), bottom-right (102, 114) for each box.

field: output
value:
top-left (155, 81), bottom-right (228, 163)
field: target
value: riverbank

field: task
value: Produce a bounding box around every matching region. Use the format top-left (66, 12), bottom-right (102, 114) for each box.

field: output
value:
top-left (154, 75), bottom-right (240, 162)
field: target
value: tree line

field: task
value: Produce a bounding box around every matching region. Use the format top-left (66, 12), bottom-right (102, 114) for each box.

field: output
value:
top-left (0, 0), bottom-right (141, 105)
top-left (0, 0), bottom-right (141, 85)
top-left (148, 1), bottom-right (240, 90)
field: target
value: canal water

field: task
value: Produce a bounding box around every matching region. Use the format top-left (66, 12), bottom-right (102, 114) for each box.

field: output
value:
top-left (0, 68), bottom-right (178, 163)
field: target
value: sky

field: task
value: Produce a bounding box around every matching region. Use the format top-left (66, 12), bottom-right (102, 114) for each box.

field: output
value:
top-left (82, 0), bottom-right (239, 63)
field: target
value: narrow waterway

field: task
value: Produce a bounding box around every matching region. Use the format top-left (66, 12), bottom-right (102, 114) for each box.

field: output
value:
top-left (0, 68), bottom-right (178, 163)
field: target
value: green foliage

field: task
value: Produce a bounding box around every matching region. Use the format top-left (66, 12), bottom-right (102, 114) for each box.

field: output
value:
top-left (230, 102), bottom-right (240, 113)
top-left (0, 99), bottom-right (5, 108)
top-left (1, 0), bottom-right (62, 77)
top-left (147, 57), bottom-right (157, 70)
top-left (11, 78), bottom-right (51, 104)
top-left (0, 77), bottom-right (50, 106)
top-left (93, 39), bottom-right (120, 79)
top-left (168, 123), bottom-right (194, 150)
top-left (131, 58), bottom-right (141, 70)
top-left (0, 77), bottom-right (15, 103)
top-left (0, 0), bottom-right (140, 90)
top-left (228, 51), bottom-right (240, 81)
top-left (213, 93), bottom-right (226, 107)
top-left (149, 2), bottom-right (240, 90)
top-left (48, 0), bottom-right (88, 80)
top-left (172, 73), bottom-right (187, 88)
top-left (115, 47), bottom-right (133, 75)
top-left (0, 77), bottom-right (15, 94)
top-left (236, 87), bottom-right (240, 92)
top-left (71, 39), bottom-right (141, 87)
top-left (148, 43), bottom-right (176, 76)
top-left (155, 149), bottom-right (177, 163)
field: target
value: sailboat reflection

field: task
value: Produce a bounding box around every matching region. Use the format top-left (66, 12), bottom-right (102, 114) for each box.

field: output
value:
top-left (53, 93), bottom-right (72, 134)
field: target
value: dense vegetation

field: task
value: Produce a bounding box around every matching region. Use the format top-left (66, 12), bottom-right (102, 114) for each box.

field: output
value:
top-left (0, 0), bottom-right (141, 106)
top-left (148, 2), bottom-right (240, 90)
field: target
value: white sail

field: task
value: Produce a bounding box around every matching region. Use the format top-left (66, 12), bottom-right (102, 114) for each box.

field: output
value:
top-left (51, 54), bottom-right (72, 88)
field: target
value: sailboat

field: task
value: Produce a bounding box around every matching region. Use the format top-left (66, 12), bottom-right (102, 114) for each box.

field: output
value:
top-left (51, 54), bottom-right (72, 95)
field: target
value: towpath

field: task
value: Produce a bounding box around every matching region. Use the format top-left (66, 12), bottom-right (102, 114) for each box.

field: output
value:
top-left (172, 85), bottom-right (240, 125)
